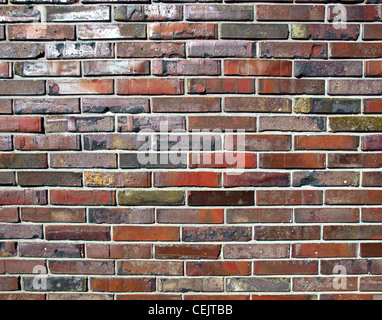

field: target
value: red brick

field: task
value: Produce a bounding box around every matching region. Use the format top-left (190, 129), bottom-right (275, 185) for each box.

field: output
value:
top-left (157, 209), bottom-right (223, 224)
top-left (364, 25), bottom-right (382, 40)
top-left (0, 137), bottom-right (12, 151)
top-left (189, 152), bottom-right (257, 169)
top-left (224, 60), bottom-right (291, 76)
top-left (0, 117), bottom-right (42, 133)
top-left (49, 260), bottom-right (114, 275)
top-left (328, 153), bottom-right (382, 168)
top-left (258, 79), bottom-right (325, 95)
top-left (293, 277), bottom-right (358, 292)
top-left (183, 226), bottom-right (251, 242)
top-left (188, 78), bottom-right (255, 94)
top-left (324, 226), bottom-right (382, 240)
top-left (330, 43), bottom-right (382, 58)
top-left (50, 190), bottom-right (115, 206)
top-left (155, 244), bottom-right (221, 260)
top-left (14, 135), bottom-right (80, 151)
top-left (226, 208), bottom-right (292, 223)
top-left (117, 79), bottom-right (184, 95)
top-left (188, 116), bottom-right (256, 132)
top-left (88, 208), bottom-right (154, 224)
top-left (153, 60), bottom-right (220, 76)
top-left (113, 226), bottom-right (179, 241)
top-left (295, 135), bottom-right (359, 150)
top-left (0, 190), bottom-right (47, 205)
top-left (152, 97), bottom-right (221, 113)
top-left (224, 172), bottom-right (290, 187)
top-left (0, 62), bottom-right (12, 78)
top-left (293, 243), bottom-right (357, 258)
top-left (325, 190), bottom-right (382, 205)
top-left (21, 207), bottom-right (85, 223)
top-left (259, 153), bottom-right (326, 169)
top-left (149, 23), bottom-right (217, 39)
top-left (117, 42), bottom-right (185, 58)
top-left (366, 61), bottom-right (382, 77)
top-left (154, 172), bottom-right (220, 187)
top-left (0, 277), bottom-right (19, 291)
top-left (18, 172), bottom-right (82, 187)
top-left (361, 243), bottom-right (382, 257)
top-left (19, 242), bottom-right (84, 258)
top-left (0, 224), bottom-right (42, 239)
top-left (257, 190), bottom-right (323, 206)
top-left (3, 260), bottom-right (46, 274)
top-left (186, 261), bottom-right (251, 276)
top-left (328, 5), bottom-right (382, 22)
top-left (259, 116), bottom-right (326, 132)
top-left (295, 208), bottom-right (359, 223)
top-left (255, 226), bottom-right (320, 240)
top-left (257, 5), bottom-right (325, 21)
top-left (362, 208), bottom-right (382, 223)
top-left (46, 225), bottom-right (110, 241)
top-left (90, 277), bottom-right (155, 292)
top-left (223, 244), bottom-right (290, 259)
top-left (224, 97), bottom-right (292, 113)
top-left (117, 261), bottom-right (183, 276)
top-left (0, 99), bottom-right (12, 114)
top-left (227, 134), bottom-right (291, 151)
top-left (362, 135), bottom-right (382, 151)
top-left (86, 243), bottom-right (152, 260)
top-left (0, 207), bottom-right (18, 222)
top-left (365, 99), bottom-right (382, 113)
top-left (188, 191), bottom-right (254, 206)
top-left (48, 79), bottom-right (114, 95)
top-left (260, 42), bottom-right (327, 59)
top-left (363, 172), bottom-right (382, 187)
top-left (8, 24), bottom-right (75, 40)
top-left (253, 260), bottom-right (318, 275)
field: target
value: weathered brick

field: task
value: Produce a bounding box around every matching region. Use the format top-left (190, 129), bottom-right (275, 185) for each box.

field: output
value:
top-left (0, 190), bottom-right (47, 206)
top-left (21, 207), bottom-right (85, 223)
top-left (189, 152), bottom-right (257, 169)
top-left (86, 243), bottom-right (152, 259)
top-left (224, 172), bottom-right (290, 188)
top-left (118, 115), bottom-right (185, 132)
top-left (227, 278), bottom-right (290, 292)
top-left (293, 171), bottom-right (359, 187)
top-left (14, 135), bottom-right (80, 151)
top-left (50, 153), bottom-right (117, 168)
top-left (50, 261), bottom-right (114, 275)
top-left (46, 6), bottom-right (110, 22)
top-left (149, 23), bottom-right (217, 39)
top-left (225, 60), bottom-right (291, 76)
top-left (186, 5), bottom-right (253, 21)
top-left (84, 134), bottom-right (147, 151)
top-left (187, 261), bottom-right (251, 276)
top-left (224, 244), bottom-right (289, 259)
top-left (257, 190), bottom-right (323, 206)
top-left (8, 24), bottom-right (75, 41)
top-left (260, 42), bottom-right (327, 59)
top-left (47, 79), bottom-right (114, 95)
top-left (226, 208), bottom-right (292, 224)
top-left (253, 260), bottom-right (318, 275)
top-left (328, 153), bottom-right (382, 168)
top-left (188, 78), bottom-right (255, 94)
top-left (362, 135), bottom-right (382, 151)
top-left (50, 190), bottom-right (115, 206)
top-left (89, 208), bottom-right (154, 224)
top-left (294, 208), bottom-right (359, 223)
top-left (118, 190), bottom-right (184, 206)
top-left (221, 24), bottom-right (289, 39)
top-left (0, 224), bottom-right (42, 239)
top-left (293, 277), bottom-right (358, 292)
top-left (292, 23), bottom-right (360, 40)
top-left (153, 60), bottom-right (220, 76)
top-left (330, 43), bottom-right (382, 58)
top-left (117, 79), bottom-right (184, 95)
top-left (85, 172), bottom-right (150, 188)
top-left (113, 226), bottom-right (179, 241)
top-left (91, 277), bottom-right (155, 292)
top-left (329, 80), bottom-right (382, 95)
top-left (78, 24), bottom-right (146, 40)
top-left (0, 136), bottom-right (12, 151)
top-left (0, 153), bottom-right (47, 169)
top-left (325, 190), bottom-right (382, 205)
top-left (189, 116), bottom-right (256, 132)
top-left (329, 116), bottom-right (382, 132)
top-left (83, 60), bottom-right (149, 76)
top-left (19, 242), bottom-right (84, 258)
top-left (0, 43), bottom-right (44, 59)
top-left (328, 5), bottom-right (382, 22)
top-left (363, 208), bottom-right (382, 223)
top-left (183, 226), bottom-right (251, 242)
top-left (295, 135), bottom-right (359, 150)
top-left (225, 97), bottom-right (291, 113)
top-left (159, 278), bottom-right (223, 293)
top-left (259, 116), bottom-right (326, 132)
top-left (46, 225), bottom-right (110, 241)
top-left (46, 43), bottom-right (114, 59)
top-left (0, 207), bottom-right (18, 222)
top-left (258, 79), bottom-right (325, 95)
top-left (18, 172), bottom-right (82, 187)
top-left (0, 80), bottom-right (45, 96)
top-left (118, 261), bottom-right (183, 276)
top-left (188, 41), bottom-right (255, 58)
top-left (15, 61), bottom-right (80, 77)
top-left (14, 98), bottom-right (80, 114)
top-left (257, 5), bottom-right (324, 21)
top-left (0, 6), bottom-right (40, 22)
top-left (83, 98), bottom-right (149, 114)
top-left (115, 5), bottom-right (183, 21)
top-left (24, 277), bottom-right (86, 292)
top-left (117, 42), bottom-right (185, 58)
top-left (364, 25), bottom-right (382, 40)
top-left (0, 100), bottom-right (12, 114)
top-left (295, 61), bottom-right (362, 77)
top-left (294, 98), bottom-right (361, 114)
top-left (152, 97), bottom-right (220, 113)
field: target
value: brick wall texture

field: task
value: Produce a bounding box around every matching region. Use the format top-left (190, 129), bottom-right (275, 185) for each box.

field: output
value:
top-left (0, 0), bottom-right (382, 301)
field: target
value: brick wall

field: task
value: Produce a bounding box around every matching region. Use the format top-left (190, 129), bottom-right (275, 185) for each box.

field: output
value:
top-left (0, 0), bottom-right (382, 300)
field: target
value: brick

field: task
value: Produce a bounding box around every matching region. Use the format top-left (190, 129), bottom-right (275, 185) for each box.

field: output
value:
top-left (186, 261), bottom-right (251, 276)
top-left (0, 62), bottom-right (11, 78)
top-left (295, 135), bottom-right (359, 150)
top-left (0, 224), bottom-right (42, 239)
top-left (257, 4), bottom-right (324, 21)
top-left (117, 79), bottom-right (184, 95)
top-left (363, 172), bottom-right (382, 187)
top-left (186, 5), bottom-right (253, 21)
top-left (324, 225), bottom-right (382, 240)
top-left (292, 23), bottom-right (360, 40)
top-left (224, 172), bottom-right (290, 188)
top-left (157, 209), bottom-right (223, 224)
top-left (330, 43), bottom-right (382, 58)
top-left (117, 294), bottom-right (180, 301)
top-left (183, 226), bottom-right (251, 242)
top-left (227, 278), bottom-right (290, 292)
top-left (153, 60), bottom-right (220, 76)
top-left (227, 134), bottom-right (291, 152)
top-left (0, 136), bottom-right (12, 151)
top-left (328, 5), bottom-right (382, 22)
top-left (295, 208), bottom-right (359, 223)
top-left (0, 277), bottom-right (19, 291)
top-left (83, 134), bottom-right (147, 151)
top-left (185, 295), bottom-right (249, 301)
top-left (19, 242), bottom-right (84, 258)
top-left (18, 172), bottom-right (82, 187)
top-left (0, 43), bottom-right (44, 59)
top-left (363, 208), bottom-right (382, 223)
top-left (188, 191), bottom-right (254, 206)
top-left (50, 153), bottom-right (117, 168)
top-left (258, 79), bottom-right (325, 95)
top-left (361, 243), bottom-right (382, 257)
top-left (50, 190), bottom-right (115, 206)
top-left (87, 243), bottom-right (152, 259)
top-left (259, 116), bottom-right (326, 132)
top-left (366, 61), bottom-right (382, 77)
top-left (188, 41), bottom-right (255, 58)
top-left (115, 4), bottom-right (183, 21)
top-left (155, 244), bottom-right (221, 259)
top-left (329, 80), bottom-right (382, 95)
top-left (159, 278), bottom-right (223, 292)
top-left (0, 207), bottom-right (18, 222)
top-left (221, 24), bottom-right (289, 39)
top-left (293, 277), bottom-right (358, 292)
top-left (117, 42), bottom-right (185, 58)
top-left (253, 260), bottom-right (318, 275)
top-left (154, 172), bottom-right (220, 188)
top-left (15, 61), bottom-right (80, 77)
top-left (46, 43), bottom-right (114, 60)
top-left (83, 98), bottom-right (149, 114)
top-left (0, 294), bottom-right (44, 300)
top-left (360, 277), bottom-right (382, 292)
top-left (117, 115), bottom-right (185, 132)
top-left (189, 116), bottom-right (256, 132)
top-left (255, 226), bottom-right (320, 240)
top-left (118, 190), bottom-right (184, 206)
top-left (78, 24), bottom-right (146, 40)
top-left (0, 190), bottom-right (47, 205)
top-left (0, 80), bottom-right (45, 96)
top-left (257, 190), bottom-right (323, 206)
top-left (46, 225), bottom-right (110, 241)
top-left (14, 98), bottom-right (79, 114)
top-left (293, 243), bottom-right (357, 258)
top-left (46, 116), bottom-right (115, 133)
top-left (89, 208), bottom-right (154, 224)
top-left (260, 42), bottom-right (327, 59)
top-left (224, 60), bottom-right (291, 76)
top-left (0, 117), bottom-right (42, 133)
top-left (325, 190), bottom-right (382, 205)
top-left (294, 98), bottom-right (361, 114)
top-left (0, 153), bottom-right (47, 169)
top-left (0, 6), bottom-right (40, 22)
top-left (3, 260), bottom-right (46, 274)
top-left (252, 295), bottom-right (316, 301)
top-left (188, 78), bottom-right (255, 94)
top-left (15, 135), bottom-right (80, 151)
top-left (113, 226), bottom-right (179, 241)
top-left (91, 277), bottom-right (154, 292)
top-left (83, 60), bottom-right (149, 76)
top-left (8, 24), bottom-right (75, 41)
top-left (0, 242), bottom-right (17, 257)
top-left (320, 259), bottom-right (369, 275)
top-left (259, 153), bottom-right (325, 169)
top-left (329, 116), bottom-right (382, 132)
top-left (85, 172), bottom-right (150, 188)
top-left (24, 277), bottom-right (86, 292)
top-left (152, 97), bottom-right (220, 113)
top-left (48, 294), bottom-right (112, 300)
top-left (293, 171), bottom-right (359, 188)
top-left (49, 261), bottom-right (114, 275)
top-left (223, 244), bottom-right (290, 259)
top-left (364, 25), bottom-right (382, 40)
top-left (21, 207), bottom-right (85, 223)
top-left (295, 61), bottom-right (362, 78)
top-left (328, 153), bottom-right (382, 168)
top-left (120, 153), bottom-right (187, 169)
top-left (362, 135), bottom-right (382, 151)
top-left (226, 208), bottom-right (292, 224)
top-left (149, 23), bottom-right (217, 39)
top-left (118, 261), bottom-right (183, 276)
top-left (365, 99), bottom-right (382, 113)
top-left (46, 6), bottom-right (110, 22)
top-left (189, 152), bottom-right (257, 169)
top-left (224, 97), bottom-right (291, 113)
top-left (48, 79), bottom-right (114, 95)
top-left (0, 100), bottom-right (12, 114)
